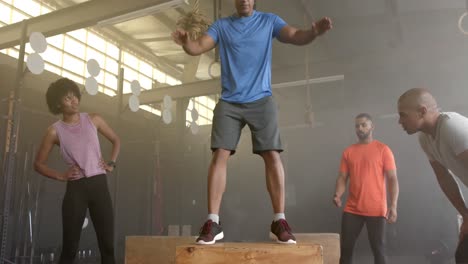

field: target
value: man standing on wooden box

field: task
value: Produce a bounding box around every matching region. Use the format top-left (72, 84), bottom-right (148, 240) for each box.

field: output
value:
top-left (173, 0), bottom-right (332, 244)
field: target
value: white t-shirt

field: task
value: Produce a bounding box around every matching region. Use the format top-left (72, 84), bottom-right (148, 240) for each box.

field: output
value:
top-left (419, 112), bottom-right (468, 187)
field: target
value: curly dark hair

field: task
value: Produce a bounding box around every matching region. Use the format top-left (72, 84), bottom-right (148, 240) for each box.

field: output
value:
top-left (46, 78), bottom-right (81, 115)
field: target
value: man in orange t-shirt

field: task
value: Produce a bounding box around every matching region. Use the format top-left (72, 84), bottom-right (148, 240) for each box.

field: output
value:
top-left (333, 113), bottom-right (399, 264)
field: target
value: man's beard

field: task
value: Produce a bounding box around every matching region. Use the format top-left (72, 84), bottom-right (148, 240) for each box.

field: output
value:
top-left (357, 132), bottom-right (370, 140)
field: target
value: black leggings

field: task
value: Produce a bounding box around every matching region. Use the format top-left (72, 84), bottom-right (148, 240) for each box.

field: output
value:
top-left (456, 236), bottom-right (468, 264)
top-left (340, 212), bottom-right (386, 264)
top-left (59, 174), bottom-right (115, 264)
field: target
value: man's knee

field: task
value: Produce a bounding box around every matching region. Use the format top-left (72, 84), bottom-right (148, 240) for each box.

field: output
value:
top-left (260, 150), bottom-right (281, 163)
top-left (211, 149), bottom-right (231, 163)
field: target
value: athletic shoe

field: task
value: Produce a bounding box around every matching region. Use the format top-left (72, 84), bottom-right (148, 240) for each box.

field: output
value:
top-left (270, 219), bottom-right (296, 244)
top-left (196, 220), bottom-right (224, 245)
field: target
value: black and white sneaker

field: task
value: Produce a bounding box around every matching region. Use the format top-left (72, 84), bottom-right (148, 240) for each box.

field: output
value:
top-left (196, 220), bottom-right (224, 245)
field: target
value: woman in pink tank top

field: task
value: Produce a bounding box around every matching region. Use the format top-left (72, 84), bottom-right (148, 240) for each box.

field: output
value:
top-left (34, 78), bottom-right (120, 264)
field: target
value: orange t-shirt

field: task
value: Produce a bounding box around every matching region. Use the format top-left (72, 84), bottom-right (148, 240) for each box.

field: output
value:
top-left (340, 140), bottom-right (396, 217)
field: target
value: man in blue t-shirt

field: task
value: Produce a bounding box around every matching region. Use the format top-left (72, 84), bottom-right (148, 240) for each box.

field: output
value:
top-left (173, 0), bottom-right (332, 245)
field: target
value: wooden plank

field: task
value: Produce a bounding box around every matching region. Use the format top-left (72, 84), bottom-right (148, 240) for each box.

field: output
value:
top-left (175, 242), bottom-right (323, 264)
top-left (295, 233), bottom-right (340, 264)
top-left (125, 236), bottom-right (197, 264)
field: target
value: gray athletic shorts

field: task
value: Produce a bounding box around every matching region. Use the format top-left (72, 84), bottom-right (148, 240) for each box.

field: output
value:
top-left (211, 95), bottom-right (283, 154)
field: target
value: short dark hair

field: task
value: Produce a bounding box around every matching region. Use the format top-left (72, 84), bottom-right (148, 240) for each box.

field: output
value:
top-left (46, 78), bottom-right (81, 115)
top-left (355, 113), bottom-right (373, 122)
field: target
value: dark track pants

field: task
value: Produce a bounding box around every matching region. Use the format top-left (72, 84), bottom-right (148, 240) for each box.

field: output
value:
top-left (340, 212), bottom-right (386, 264)
top-left (59, 174), bottom-right (115, 264)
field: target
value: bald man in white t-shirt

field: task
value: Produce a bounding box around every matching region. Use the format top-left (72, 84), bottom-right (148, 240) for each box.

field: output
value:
top-left (398, 88), bottom-right (468, 263)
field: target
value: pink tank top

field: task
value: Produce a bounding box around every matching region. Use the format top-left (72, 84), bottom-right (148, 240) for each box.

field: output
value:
top-left (53, 113), bottom-right (106, 179)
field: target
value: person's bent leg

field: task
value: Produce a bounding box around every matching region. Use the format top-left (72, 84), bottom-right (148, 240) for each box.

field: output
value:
top-left (340, 212), bottom-right (365, 264)
top-left (88, 175), bottom-right (116, 264)
top-left (366, 216), bottom-right (387, 264)
top-left (59, 180), bottom-right (88, 264)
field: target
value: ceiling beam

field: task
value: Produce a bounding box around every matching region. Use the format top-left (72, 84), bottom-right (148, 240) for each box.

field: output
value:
top-left (120, 72), bottom-right (344, 106)
top-left (98, 27), bottom-right (182, 77)
top-left (122, 78), bottom-right (221, 105)
top-left (136, 36), bottom-right (173, 42)
top-left (152, 12), bottom-right (178, 31)
top-left (0, 0), bottom-right (182, 50)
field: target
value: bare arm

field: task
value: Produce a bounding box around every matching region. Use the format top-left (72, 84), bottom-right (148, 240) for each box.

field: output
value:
top-left (385, 169), bottom-right (399, 223)
top-left (458, 149), bottom-right (468, 173)
top-left (386, 169), bottom-right (399, 209)
top-left (333, 171), bottom-right (348, 207)
top-left (34, 126), bottom-right (79, 181)
top-left (430, 160), bottom-right (468, 217)
top-left (172, 30), bottom-right (216, 56)
top-left (277, 17), bottom-right (332, 46)
top-left (89, 113), bottom-right (120, 165)
top-left (457, 150), bottom-right (468, 239)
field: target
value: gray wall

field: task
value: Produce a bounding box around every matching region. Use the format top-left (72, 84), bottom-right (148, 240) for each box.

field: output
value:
top-left (2, 10), bottom-right (468, 262)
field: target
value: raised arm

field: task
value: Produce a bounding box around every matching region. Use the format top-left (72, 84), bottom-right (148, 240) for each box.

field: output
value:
top-left (172, 29), bottom-right (216, 56)
top-left (277, 17), bottom-right (332, 46)
top-left (385, 169), bottom-right (399, 223)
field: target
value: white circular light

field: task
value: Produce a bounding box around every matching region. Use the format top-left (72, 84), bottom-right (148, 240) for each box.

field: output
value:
top-left (208, 61), bottom-right (221, 78)
top-left (459, 12), bottom-right (468, 35)
top-left (129, 95), bottom-right (140, 112)
top-left (163, 95), bottom-right (172, 109)
top-left (131, 80), bottom-right (141, 96)
top-left (162, 109), bottom-right (172, 124)
top-left (85, 77), bottom-right (98, 95)
top-left (86, 59), bottom-right (101, 77)
top-left (26, 53), bottom-right (44, 75)
top-left (191, 108), bottom-right (199, 121)
top-left (190, 122), bottom-right (199, 134)
top-left (29, 32), bottom-right (47, 53)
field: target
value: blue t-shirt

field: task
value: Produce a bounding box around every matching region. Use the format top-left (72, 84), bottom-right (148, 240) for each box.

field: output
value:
top-left (206, 11), bottom-right (287, 103)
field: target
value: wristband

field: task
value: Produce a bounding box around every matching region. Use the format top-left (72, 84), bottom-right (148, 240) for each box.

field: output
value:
top-left (107, 161), bottom-right (116, 168)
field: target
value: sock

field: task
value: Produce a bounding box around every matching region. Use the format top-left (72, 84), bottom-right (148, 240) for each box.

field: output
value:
top-left (273, 213), bottom-right (286, 222)
top-left (207, 214), bottom-right (219, 224)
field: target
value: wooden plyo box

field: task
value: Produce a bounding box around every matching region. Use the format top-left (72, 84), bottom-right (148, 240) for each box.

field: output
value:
top-left (295, 233), bottom-right (340, 264)
top-left (175, 242), bottom-right (323, 264)
top-left (125, 233), bottom-right (339, 264)
top-left (125, 236), bottom-right (197, 264)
